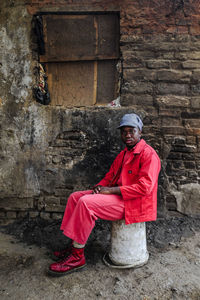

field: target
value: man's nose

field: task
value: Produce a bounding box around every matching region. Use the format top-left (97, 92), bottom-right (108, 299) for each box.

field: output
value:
top-left (125, 132), bottom-right (132, 137)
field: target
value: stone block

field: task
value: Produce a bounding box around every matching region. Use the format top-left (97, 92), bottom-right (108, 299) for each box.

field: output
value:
top-left (121, 81), bottom-right (153, 94)
top-left (182, 153), bottom-right (196, 160)
top-left (174, 52), bottom-right (189, 60)
top-left (17, 211), bottom-right (28, 218)
top-left (146, 60), bottom-right (170, 69)
top-left (192, 70), bottom-right (200, 82)
top-left (29, 211), bottom-right (40, 218)
top-left (184, 161), bottom-right (196, 169)
top-left (191, 84), bottom-right (200, 95)
top-left (170, 183), bottom-right (200, 215)
top-left (173, 137), bottom-right (186, 145)
top-left (188, 52), bottom-right (200, 60)
top-left (0, 198), bottom-right (33, 210)
top-left (172, 145), bottom-right (197, 153)
top-left (190, 97), bottom-right (200, 108)
top-left (40, 212), bottom-right (51, 220)
top-left (123, 69), bottom-right (156, 81)
top-left (45, 204), bottom-right (65, 212)
top-left (188, 171), bottom-right (198, 179)
top-left (167, 152), bottom-right (182, 160)
top-left (158, 109), bottom-right (181, 117)
top-left (172, 161), bottom-right (184, 169)
top-left (156, 95), bottom-right (190, 107)
top-left (181, 111), bottom-right (200, 119)
top-left (0, 211), bottom-right (6, 218)
top-left (162, 52), bottom-right (175, 60)
top-left (182, 60), bottom-right (200, 69)
top-left (161, 126), bottom-right (185, 135)
top-left (6, 211), bottom-right (17, 219)
top-left (184, 119), bottom-right (200, 128)
top-left (161, 117), bottom-right (180, 127)
top-left (157, 70), bottom-right (191, 82)
top-left (52, 213), bottom-right (63, 220)
top-left (157, 83), bottom-right (189, 95)
top-left (121, 94), bottom-right (153, 107)
top-left (123, 51), bottom-right (145, 68)
top-left (186, 136), bottom-right (196, 144)
top-left (38, 196), bottom-right (64, 212)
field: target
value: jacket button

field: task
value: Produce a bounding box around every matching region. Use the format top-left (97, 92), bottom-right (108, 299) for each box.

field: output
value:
top-left (128, 170), bottom-right (132, 174)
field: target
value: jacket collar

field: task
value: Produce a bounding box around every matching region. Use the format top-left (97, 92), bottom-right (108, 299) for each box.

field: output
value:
top-left (124, 139), bottom-right (146, 154)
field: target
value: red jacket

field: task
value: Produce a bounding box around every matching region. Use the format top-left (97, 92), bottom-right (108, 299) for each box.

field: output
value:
top-left (97, 139), bottom-right (161, 224)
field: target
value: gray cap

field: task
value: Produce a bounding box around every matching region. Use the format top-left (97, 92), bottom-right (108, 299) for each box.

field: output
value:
top-left (118, 113), bottom-right (143, 131)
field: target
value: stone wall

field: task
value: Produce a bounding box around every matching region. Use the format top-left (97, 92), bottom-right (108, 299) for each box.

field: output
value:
top-left (0, 0), bottom-right (200, 223)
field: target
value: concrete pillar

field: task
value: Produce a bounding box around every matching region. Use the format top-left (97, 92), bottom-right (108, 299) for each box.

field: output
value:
top-left (103, 220), bottom-right (149, 269)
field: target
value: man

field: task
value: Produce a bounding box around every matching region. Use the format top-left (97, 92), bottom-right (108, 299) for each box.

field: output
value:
top-left (48, 113), bottom-right (161, 276)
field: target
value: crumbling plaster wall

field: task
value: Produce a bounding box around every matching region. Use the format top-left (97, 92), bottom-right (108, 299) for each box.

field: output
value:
top-left (0, 0), bottom-right (200, 222)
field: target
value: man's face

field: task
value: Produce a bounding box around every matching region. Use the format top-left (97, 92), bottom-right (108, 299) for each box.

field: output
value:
top-left (120, 126), bottom-right (141, 149)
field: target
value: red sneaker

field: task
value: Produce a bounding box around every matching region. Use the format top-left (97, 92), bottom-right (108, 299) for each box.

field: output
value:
top-left (48, 247), bottom-right (86, 276)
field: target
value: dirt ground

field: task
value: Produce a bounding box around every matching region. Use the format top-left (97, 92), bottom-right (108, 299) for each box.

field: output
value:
top-left (0, 216), bottom-right (200, 300)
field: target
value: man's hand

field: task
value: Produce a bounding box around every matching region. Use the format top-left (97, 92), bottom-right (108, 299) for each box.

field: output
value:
top-left (93, 185), bottom-right (121, 195)
top-left (93, 185), bottom-right (102, 194)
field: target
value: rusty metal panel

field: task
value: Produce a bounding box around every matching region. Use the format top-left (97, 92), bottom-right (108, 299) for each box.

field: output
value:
top-left (40, 14), bottom-right (119, 62)
top-left (46, 61), bottom-right (96, 106)
top-left (96, 60), bottom-right (118, 104)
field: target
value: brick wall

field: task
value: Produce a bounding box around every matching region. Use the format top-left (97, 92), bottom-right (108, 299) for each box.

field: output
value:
top-left (0, 0), bottom-right (200, 222)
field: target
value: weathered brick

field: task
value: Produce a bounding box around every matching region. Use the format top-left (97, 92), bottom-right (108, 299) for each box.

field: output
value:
top-left (146, 60), bottom-right (170, 69)
top-left (123, 69), bottom-right (156, 81)
top-left (188, 52), bottom-right (200, 60)
top-left (159, 109), bottom-right (181, 117)
top-left (172, 145), bottom-right (197, 153)
top-left (6, 211), bottom-right (17, 219)
top-left (182, 60), bottom-right (200, 69)
top-left (161, 117), bottom-right (180, 127)
top-left (0, 198), bottom-right (33, 210)
top-left (190, 97), bottom-right (200, 108)
top-left (45, 204), bottom-right (65, 212)
top-left (172, 161), bottom-right (184, 169)
top-left (17, 211), bottom-right (28, 218)
top-left (188, 171), bottom-right (198, 178)
top-left (156, 96), bottom-right (190, 107)
top-left (182, 153), bottom-right (196, 160)
top-left (191, 84), bottom-right (200, 95)
top-left (121, 81), bottom-right (153, 94)
top-left (187, 127), bottom-right (200, 135)
top-left (52, 213), bottom-right (63, 220)
top-left (0, 211), bottom-right (6, 218)
top-left (173, 137), bottom-right (186, 145)
top-left (40, 212), bottom-right (51, 220)
top-left (166, 195), bottom-right (177, 211)
top-left (161, 126), bottom-right (186, 135)
top-left (167, 152), bottom-right (182, 160)
top-left (157, 70), bottom-right (191, 83)
top-left (174, 52), bottom-right (189, 60)
top-left (123, 51), bottom-right (145, 68)
top-left (186, 136), bottom-right (196, 144)
top-left (192, 70), bottom-right (200, 82)
top-left (29, 211), bottom-right (40, 218)
top-left (183, 119), bottom-right (200, 128)
top-left (121, 94), bottom-right (154, 107)
top-left (184, 161), bottom-right (196, 169)
top-left (157, 83), bottom-right (189, 95)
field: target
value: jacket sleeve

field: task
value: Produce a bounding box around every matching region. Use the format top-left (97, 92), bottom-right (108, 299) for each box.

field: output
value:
top-left (120, 150), bottom-right (161, 201)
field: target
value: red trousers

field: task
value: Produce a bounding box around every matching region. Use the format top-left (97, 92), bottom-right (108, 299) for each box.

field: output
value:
top-left (60, 190), bottom-right (125, 244)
